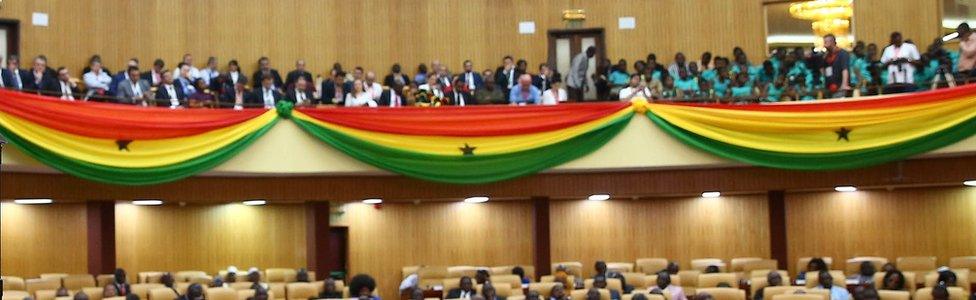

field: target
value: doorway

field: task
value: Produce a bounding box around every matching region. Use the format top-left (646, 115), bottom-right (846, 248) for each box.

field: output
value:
top-left (547, 28), bottom-right (606, 100)
top-left (326, 227), bottom-right (348, 280)
top-left (0, 19), bottom-right (20, 63)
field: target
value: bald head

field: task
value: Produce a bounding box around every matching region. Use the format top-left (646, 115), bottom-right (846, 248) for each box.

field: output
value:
top-left (518, 74), bottom-right (532, 87)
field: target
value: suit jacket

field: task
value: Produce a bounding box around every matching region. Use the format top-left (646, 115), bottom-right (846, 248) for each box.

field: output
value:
top-left (285, 88), bottom-right (315, 105)
top-left (319, 80), bottom-right (346, 105)
top-left (457, 72), bottom-right (484, 89)
top-left (376, 89), bottom-right (407, 107)
top-left (383, 73), bottom-right (410, 87)
top-left (494, 68), bottom-right (523, 99)
top-left (109, 71), bottom-right (130, 96)
top-left (116, 79), bottom-right (151, 104)
top-left (50, 81), bottom-right (80, 98)
top-left (252, 69), bottom-right (284, 89)
top-left (246, 87), bottom-right (284, 106)
top-left (285, 70), bottom-right (313, 88)
top-left (25, 71), bottom-right (59, 92)
top-left (446, 289), bottom-right (476, 299)
top-left (113, 283), bottom-right (132, 296)
top-left (533, 74), bottom-right (557, 92)
top-left (447, 90), bottom-right (476, 106)
top-left (226, 72), bottom-right (249, 86)
top-left (0, 68), bottom-right (26, 89)
top-left (154, 82), bottom-right (188, 106)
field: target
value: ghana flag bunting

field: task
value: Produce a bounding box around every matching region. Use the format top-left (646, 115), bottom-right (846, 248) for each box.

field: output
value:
top-left (0, 89), bottom-right (279, 185)
top-left (291, 102), bottom-right (636, 184)
top-left (643, 84), bottom-right (976, 170)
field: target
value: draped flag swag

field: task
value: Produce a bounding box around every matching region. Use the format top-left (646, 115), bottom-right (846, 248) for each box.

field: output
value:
top-left (2, 84), bottom-right (976, 185)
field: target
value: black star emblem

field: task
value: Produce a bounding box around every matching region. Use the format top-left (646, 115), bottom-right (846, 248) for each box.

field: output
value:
top-left (459, 143), bottom-right (476, 156)
top-left (116, 140), bottom-right (133, 151)
top-left (835, 127), bottom-right (852, 142)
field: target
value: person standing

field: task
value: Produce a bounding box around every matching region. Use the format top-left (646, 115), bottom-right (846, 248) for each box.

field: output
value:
top-left (822, 34), bottom-right (851, 98)
top-left (566, 46), bottom-right (596, 101)
top-left (880, 32), bottom-right (920, 86)
top-left (957, 23), bottom-right (976, 77)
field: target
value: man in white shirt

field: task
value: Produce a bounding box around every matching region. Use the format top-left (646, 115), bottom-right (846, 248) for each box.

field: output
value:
top-left (199, 56), bottom-right (219, 86)
top-left (54, 67), bottom-right (78, 100)
top-left (880, 32), bottom-right (920, 85)
top-left (248, 75), bottom-right (282, 109)
top-left (143, 59), bottom-right (165, 87)
top-left (364, 71), bottom-right (383, 100)
top-left (83, 61), bottom-right (113, 92)
top-left (116, 67), bottom-right (151, 105)
top-left (540, 77), bottom-right (566, 105)
top-left (172, 53), bottom-right (201, 81)
top-left (460, 60), bottom-right (483, 91)
top-left (619, 74), bottom-right (652, 101)
top-left (567, 47), bottom-right (596, 101)
top-left (154, 72), bottom-right (185, 108)
top-left (418, 75), bottom-right (444, 98)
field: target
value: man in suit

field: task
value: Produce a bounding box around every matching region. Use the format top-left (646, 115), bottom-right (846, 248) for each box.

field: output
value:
top-left (459, 60), bottom-right (484, 91)
top-left (533, 63), bottom-right (555, 92)
top-left (116, 67), bottom-right (151, 105)
top-left (52, 67), bottom-right (80, 100)
top-left (494, 56), bottom-right (517, 100)
top-left (252, 56), bottom-right (284, 91)
top-left (285, 59), bottom-right (313, 89)
top-left (285, 77), bottom-right (314, 106)
top-left (383, 63), bottom-right (410, 87)
top-left (25, 56), bottom-right (59, 93)
top-left (567, 46), bottom-right (596, 101)
top-left (377, 83), bottom-right (407, 107)
top-left (320, 71), bottom-right (347, 105)
top-left (3, 55), bottom-right (30, 90)
top-left (446, 276), bottom-right (475, 299)
top-left (247, 75), bottom-right (283, 108)
top-left (225, 60), bottom-right (248, 86)
top-left (142, 59), bottom-right (165, 87)
top-left (593, 275), bottom-right (620, 300)
top-left (109, 58), bottom-right (139, 96)
top-left (448, 75), bottom-right (475, 106)
top-left (113, 269), bottom-right (132, 296)
top-left (155, 71), bottom-right (187, 108)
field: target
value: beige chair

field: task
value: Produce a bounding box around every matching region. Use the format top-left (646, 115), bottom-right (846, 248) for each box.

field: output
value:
top-left (796, 257), bottom-right (834, 273)
top-left (872, 271), bottom-right (917, 294)
top-left (2, 276), bottom-right (26, 291)
top-left (266, 268), bottom-right (298, 283)
top-left (96, 275), bottom-right (116, 287)
top-left (691, 259), bottom-right (727, 273)
top-left (148, 287), bottom-right (178, 300)
top-left (81, 287), bottom-right (105, 300)
top-left (749, 270), bottom-right (789, 280)
top-left (803, 271), bottom-right (846, 288)
top-left (187, 276), bottom-right (213, 285)
top-left (527, 282), bottom-right (562, 298)
top-left (748, 274), bottom-right (791, 295)
top-left (897, 257), bottom-right (936, 273)
top-left (923, 269), bottom-right (970, 292)
top-left (636, 258), bottom-right (669, 275)
top-left (620, 272), bottom-right (647, 289)
top-left (131, 283), bottom-right (166, 300)
top-left (236, 289), bottom-right (275, 300)
top-left (206, 287), bottom-right (238, 300)
top-left (741, 260), bottom-right (779, 274)
top-left (490, 265), bottom-right (535, 282)
top-left (676, 270), bottom-right (699, 288)
top-left (3, 291), bottom-right (31, 300)
top-left (623, 294), bottom-right (665, 300)
top-left (138, 272), bottom-right (166, 284)
top-left (40, 274), bottom-right (70, 281)
top-left (268, 283), bottom-right (286, 300)
top-left (540, 275), bottom-right (576, 285)
top-left (551, 262), bottom-right (583, 277)
top-left (63, 274), bottom-right (97, 291)
top-left (447, 266), bottom-right (481, 278)
top-left (228, 282), bottom-right (254, 290)
top-left (730, 258), bottom-right (763, 273)
top-left (175, 271), bottom-right (208, 283)
top-left (801, 288), bottom-right (830, 300)
top-left (762, 286), bottom-right (808, 299)
top-left (285, 282), bottom-right (318, 300)
top-left (476, 283), bottom-right (514, 297)
top-left (949, 257), bottom-right (976, 272)
top-left (442, 278), bottom-right (463, 295)
top-left (340, 286), bottom-right (378, 298)
top-left (645, 274), bottom-right (682, 287)
top-left (174, 283), bottom-right (192, 295)
top-left (696, 287), bottom-right (745, 300)
top-left (583, 278), bottom-right (623, 292)
top-left (697, 273), bottom-right (737, 288)
top-left (876, 290), bottom-right (910, 300)
top-left (492, 274), bottom-right (525, 292)
top-left (845, 257), bottom-right (889, 274)
top-left (35, 290), bottom-right (60, 300)
top-left (103, 297), bottom-right (126, 300)
top-left (26, 279), bottom-right (62, 296)
top-left (569, 289), bottom-right (610, 300)
top-left (914, 287), bottom-right (967, 300)
top-left (607, 262), bottom-right (635, 273)
top-left (770, 294), bottom-right (822, 300)
top-left (417, 266), bottom-right (450, 288)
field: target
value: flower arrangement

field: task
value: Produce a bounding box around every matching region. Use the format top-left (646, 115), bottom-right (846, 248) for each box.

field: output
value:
top-left (413, 88), bottom-right (446, 107)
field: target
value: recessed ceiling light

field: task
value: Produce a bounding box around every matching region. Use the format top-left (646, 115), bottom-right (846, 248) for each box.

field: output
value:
top-left (588, 194), bottom-right (611, 201)
top-left (242, 200), bottom-right (267, 206)
top-left (834, 185), bottom-right (858, 192)
top-left (132, 200), bottom-right (163, 206)
top-left (464, 196), bottom-right (489, 203)
top-left (964, 180), bottom-right (976, 187)
top-left (362, 198), bottom-right (383, 204)
top-left (701, 191), bottom-right (721, 198)
top-left (14, 198), bottom-right (53, 205)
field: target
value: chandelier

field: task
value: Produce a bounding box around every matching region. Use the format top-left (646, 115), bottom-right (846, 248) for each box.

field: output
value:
top-left (789, 0), bottom-right (854, 49)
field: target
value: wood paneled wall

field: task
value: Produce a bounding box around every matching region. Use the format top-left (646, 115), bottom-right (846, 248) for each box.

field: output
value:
top-left (0, 0), bottom-right (766, 80)
top-left (334, 201), bottom-right (535, 300)
top-left (853, 0), bottom-right (942, 48)
top-left (549, 195), bottom-right (771, 278)
top-left (0, 202), bottom-right (88, 277)
top-left (114, 203), bottom-right (307, 275)
top-left (785, 187), bottom-right (976, 275)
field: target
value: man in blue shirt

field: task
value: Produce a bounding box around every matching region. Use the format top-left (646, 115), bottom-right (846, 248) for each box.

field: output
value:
top-left (509, 74), bottom-right (540, 105)
top-left (815, 271), bottom-right (851, 300)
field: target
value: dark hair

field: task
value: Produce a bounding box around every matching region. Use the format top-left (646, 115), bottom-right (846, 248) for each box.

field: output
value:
top-left (153, 59), bottom-right (165, 67)
top-left (882, 270), bottom-right (905, 290)
top-left (824, 34), bottom-right (836, 41)
top-left (807, 258), bottom-right (828, 272)
top-left (417, 64), bottom-right (428, 73)
top-left (503, 56), bottom-right (513, 61)
top-left (348, 274), bottom-right (377, 296)
top-left (125, 294), bottom-right (140, 300)
top-left (937, 270), bottom-right (957, 286)
top-left (229, 60), bottom-right (240, 67)
top-left (56, 67), bottom-right (68, 73)
top-left (512, 266), bottom-right (526, 279)
top-left (177, 62), bottom-right (188, 69)
top-left (127, 66), bottom-right (140, 73)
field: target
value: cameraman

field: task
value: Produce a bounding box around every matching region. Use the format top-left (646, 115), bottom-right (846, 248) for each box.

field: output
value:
top-left (880, 32), bottom-right (921, 87)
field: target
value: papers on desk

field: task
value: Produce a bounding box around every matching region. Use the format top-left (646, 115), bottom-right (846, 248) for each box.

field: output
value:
top-left (432, 285), bottom-right (444, 291)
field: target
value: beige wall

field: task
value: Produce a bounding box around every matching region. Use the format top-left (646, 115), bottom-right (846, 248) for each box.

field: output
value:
top-left (853, 0), bottom-right (942, 48)
top-left (0, 202), bottom-right (88, 278)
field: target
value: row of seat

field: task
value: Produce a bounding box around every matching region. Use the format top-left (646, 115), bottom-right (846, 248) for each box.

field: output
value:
top-left (0, 281), bottom-right (348, 300)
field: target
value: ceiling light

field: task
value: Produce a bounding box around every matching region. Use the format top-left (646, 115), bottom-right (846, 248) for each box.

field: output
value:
top-left (362, 198), bottom-right (383, 204)
top-left (964, 180), bottom-right (976, 187)
top-left (14, 198), bottom-right (53, 204)
top-left (464, 196), bottom-right (489, 203)
top-left (243, 200), bottom-right (267, 206)
top-left (701, 191), bottom-right (721, 198)
top-left (588, 194), bottom-right (611, 201)
top-left (132, 200), bottom-right (163, 206)
top-left (834, 185), bottom-right (858, 192)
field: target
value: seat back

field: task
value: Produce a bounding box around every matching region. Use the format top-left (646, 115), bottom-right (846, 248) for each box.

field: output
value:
top-left (796, 257), bottom-right (834, 273)
top-left (442, 278), bottom-right (463, 294)
top-left (96, 275), bottom-right (116, 287)
top-left (551, 262), bottom-right (583, 277)
top-left (676, 270), bottom-right (699, 287)
top-left (175, 271), bottom-right (208, 283)
top-left (3, 291), bottom-right (31, 300)
top-left (569, 289), bottom-right (610, 300)
top-left (914, 287), bottom-right (967, 300)
top-left (696, 287), bottom-right (745, 300)
top-left (285, 282), bottom-right (317, 300)
top-left (82, 287), bottom-right (106, 300)
top-left (741, 260), bottom-right (779, 274)
top-left (582, 278), bottom-right (623, 292)
top-left (749, 270), bottom-right (789, 281)
top-left (2, 276), bottom-right (26, 291)
top-left (64, 274), bottom-right (97, 291)
top-left (748, 274), bottom-right (791, 295)
top-left (448, 266), bottom-right (483, 278)
top-left (148, 287), bottom-right (178, 300)
top-left (872, 271), bottom-right (917, 294)
top-left (645, 274), bottom-right (682, 288)
top-left (697, 273), bottom-right (736, 288)
top-left (35, 289), bottom-right (59, 300)
top-left (948, 257), bottom-right (976, 272)
top-left (770, 294), bottom-right (822, 300)
top-left (527, 282), bottom-right (562, 299)
top-left (476, 283), bottom-right (514, 297)
top-left (896, 257), bottom-right (936, 273)
top-left (761, 286), bottom-right (807, 299)
top-left (845, 257), bottom-right (889, 274)
top-left (492, 274), bottom-right (524, 291)
top-left (138, 272), bottom-right (165, 284)
top-left (876, 290), bottom-right (910, 300)
top-left (236, 289), bottom-right (275, 300)
top-left (131, 283), bottom-right (166, 300)
top-left (623, 294), bottom-right (665, 300)
top-left (729, 258), bottom-right (762, 273)
top-left (269, 283), bottom-right (286, 300)
top-left (228, 282), bottom-right (253, 290)
top-left (620, 272), bottom-right (647, 289)
top-left (40, 274), bottom-right (70, 281)
top-left (206, 287), bottom-right (238, 300)
top-left (539, 275), bottom-right (576, 286)
top-left (636, 258), bottom-right (669, 275)
top-left (691, 259), bottom-right (727, 273)
top-left (607, 262), bottom-right (635, 273)
top-left (923, 269), bottom-right (971, 292)
top-left (26, 278), bottom-right (62, 296)
top-left (803, 271), bottom-right (846, 288)
top-left (266, 269), bottom-right (298, 283)
top-left (417, 266), bottom-right (450, 287)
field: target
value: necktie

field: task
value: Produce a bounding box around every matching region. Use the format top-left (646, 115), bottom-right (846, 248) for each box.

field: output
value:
top-left (14, 71), bottom-right (22, 89)
top-left (391, 93), bottom-right (399, 107)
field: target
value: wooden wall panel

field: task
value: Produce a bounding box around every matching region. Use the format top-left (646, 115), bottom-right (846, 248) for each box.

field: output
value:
top-left (114, 203), bottom-right (307, 275)
top-left (853, 0), bottom-right (941, 48)
top-left (549, 195), bottom-right (771, 278)
top-left (785, 186), bottom-right (976, 275)
top-left (0, 202), bottom-right (88, 277)
top-left (335, 201), bottom-right (534, 300)
top-left (0, 0), bottom-right (766, 81)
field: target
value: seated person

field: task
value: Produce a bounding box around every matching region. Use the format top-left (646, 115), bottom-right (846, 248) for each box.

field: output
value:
top-left (540, 75), bottom-right (566, 105)
top-left (754, 271), bottom-right (783, 300)
top-left (188, 78), bottom-right (216, 108)
top-left (409, 288), bottom-right (424, 300)
top-left (619, 73), bottom-right (652, 101)
top-left (161, 273), bottom-right (181, 296)
top-left (247, 268), bottom-right (269, 290)
top-left (210, 278), bottom-right (225, 288)
top-left (74, 291), bottom-right (90, 300)
top-left (667, 262), bottom-right (680, 275)
top-left (475, 270), bottom-right (491, 285)
top-left (585, 288), bottom-right (601, 300)
top-left (418, 74), bottom-right (445, 98)
top-left (592, 275), bottom-right (620, 300)
top-left (103, 283), bottom-right (119, 298)
top-left (481, 283), bottom-right (504, 300)
top-left (179, 283), bottom-right (204, 300)
top-left (247, 286), bottom-right (269, 300)
top-left (155, 72), bottom-right (187, 108)
top-left (697, 293), bottom-right (714, 300)
top-left (348, 274), bottom-right (379, 300)
top-left (474, 71), bottom-right (507, 105)
top-left (936, 268), bottom-right (958, 287)
top-left (312, 278), bottom-right (342, 300)
top-left (320, 71), bottom-right (347, 105)
top-left (763, 75), bottom-right (787, 102)
top-left (730, 72), bottom-right (755, 100)
top-left (224, 83), bottom-right (248, 110)
top-left (853, 285), bottom-right (879, 300)
top-left (111, 268), bottom-right (132, 296)
top-left (83, 60), bottom-right (113, 96)
top-left (345, 79), bottom-right (378, 107)
top-left (512, 266), bottom-right (530, 284)
top-left (814, 271), bottom-right (851, 300)
top-left (849, 261), bottom-right (876, 285)
top-left (296, 269), bottom-right (310, 283)
top-left (379, 83), bottom-right (408, 107)
top-left (57, 286), bottom-right (70, 297)
top-left (553, 265), bottom-right (572, 290)
top-left (525, 291), bottom-right (541, 300)
top-left (593, 262), bottom-right (607, 278)
top-left (509, 74), bottom-right (540, 105)
top-left (447, 276), bottom-right (476, 299)
top-left (798, 258), bottom-right (828, 281)
top-left (931, 283), bottom-right (950, 300)
top-left (704, 266), bottom-right (720, 274)
top-left (115, 67), bottom-right (151, 105)
top-left (674, 68), bottom-right (699, 98)
top-left (659, 75), bottom-right (678, 99)
top-left (247, 76), bottom-right (283, 108)
top-left (287, 77), bottom-right (314, 106)
top-left (549, 284), bottom-right (568, 300)
top-left (447, 76), bottom-right (475, 106)
top-left (650, 271), bottom-right (686, 300)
